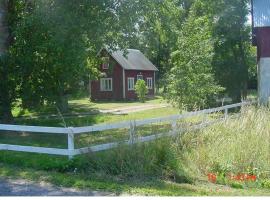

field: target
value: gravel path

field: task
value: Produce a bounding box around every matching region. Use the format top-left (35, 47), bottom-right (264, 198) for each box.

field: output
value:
top-left (0, 178), bottom-right (113, 196)
top-left (100, 104), bottom-right (169, 115)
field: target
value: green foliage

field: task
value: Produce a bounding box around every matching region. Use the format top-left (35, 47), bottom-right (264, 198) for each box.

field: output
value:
top-left (181, 106), bottom-right (270, 183)
top-left (166, 2), bottom-right (224, 110)
top-left (211, 0), bottom-right (256, 102)
top-left (135, 79), bottom-right (148, 103)
top-left (10, 0), bottom-right (123, 112)
top-left (3, 0), bottom-right (141, 115)
top-left (261, 180), bottom-right (270, 189)
top-left (0, 0), bottom-right (257, 121)
top-left (230, 182), bottom-right (244, 189)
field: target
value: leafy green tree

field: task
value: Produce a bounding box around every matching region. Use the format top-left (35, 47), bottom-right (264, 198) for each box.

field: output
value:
top-left (166, 1), bottom-right (224, 110)
top-left (135, 79), bottom-right (148, 103)
top-left (122, 0), bottom-right (193, 92)
top-left (210, 0), bottom-right (254, 102)
top-left (10, 0), bottom-right (136, 112)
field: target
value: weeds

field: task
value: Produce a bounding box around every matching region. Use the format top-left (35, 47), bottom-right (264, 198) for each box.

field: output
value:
top-left (180, 105), bottom-right (270, 188)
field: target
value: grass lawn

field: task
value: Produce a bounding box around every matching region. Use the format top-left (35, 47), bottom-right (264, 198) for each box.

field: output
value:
top-left (69, 96), bottom-right (167, 111)
top-left (12, 96), bottom-right (167, 118)
top-left (1, 106), bottom-right (221, 148)
top-left (3, 97), bottom-right (181, 148)
top-left (14, 106), bottom-right (179, 127)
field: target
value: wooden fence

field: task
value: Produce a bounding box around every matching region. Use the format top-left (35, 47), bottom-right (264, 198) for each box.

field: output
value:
top-left (0, 101), bottom-right (254, 159)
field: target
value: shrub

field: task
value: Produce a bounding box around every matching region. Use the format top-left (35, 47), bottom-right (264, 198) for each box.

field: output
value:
top-left (135, 79), bottom-right (148, 102)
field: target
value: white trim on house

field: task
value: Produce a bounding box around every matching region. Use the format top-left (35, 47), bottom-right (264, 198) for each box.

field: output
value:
top-left (146, 77), bottom-right (153, 89)
top-left (123, 69), bottom-right (126, 99)
top-left (137, 74), bottom-right (143, 80)
top-left (128, 77), bottom-right (135, 91)
top-left (154, 71), bottom-right (156, 92)
top-left (101, 57), bottom-right (110, 70)
top-left (100, 78), bottom-right (113, 91)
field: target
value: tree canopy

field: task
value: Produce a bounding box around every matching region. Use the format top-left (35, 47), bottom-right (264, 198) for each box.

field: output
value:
top-left (0, 0), bottom-right (256, 123)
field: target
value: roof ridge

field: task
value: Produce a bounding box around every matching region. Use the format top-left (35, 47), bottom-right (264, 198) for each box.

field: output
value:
top-left (101, 47), bottom-right (158, 71)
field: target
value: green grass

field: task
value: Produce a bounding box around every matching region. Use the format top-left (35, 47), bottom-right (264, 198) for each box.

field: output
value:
top-left (2, 106), bottom-right (180, 149)
top-left (1, 107), bottom-right (221, 149)
top-left (11, 95), bottom-right (176, 128)
top-left (12, 96), bottom-right (167, 118)
top-left (247, 89), bottom-right (257, 100)
top-left (69, 96), bottom-right (166, 110)
top-left (14, 106), bottom-right (179, 126)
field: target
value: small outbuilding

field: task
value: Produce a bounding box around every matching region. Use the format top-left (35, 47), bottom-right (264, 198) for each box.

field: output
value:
top-left (252, 0), bottom-right (270, 104)
top-left (90, 48), bottom-right (158, 101)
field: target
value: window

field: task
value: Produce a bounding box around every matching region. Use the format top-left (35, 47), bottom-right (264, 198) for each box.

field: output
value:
top-left (102, 57), bottom-right (109, 69)
top-left (100, 78), bottom-right (112, 91)
top-left (128, 77), bottom-right (135, 91)
top-left (147, 77), bottom-right (153, 89)
top-left (137, 74), bottom-right (143, 80)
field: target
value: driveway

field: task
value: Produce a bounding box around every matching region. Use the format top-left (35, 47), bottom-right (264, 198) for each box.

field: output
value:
top-left (0, 178), bottom-right (113, 196)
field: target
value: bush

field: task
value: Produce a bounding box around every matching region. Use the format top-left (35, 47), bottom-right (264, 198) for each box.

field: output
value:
top-left (135, 79), bottom-right (148, 102)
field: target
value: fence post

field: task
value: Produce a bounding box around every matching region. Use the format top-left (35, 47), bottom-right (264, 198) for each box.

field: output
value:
top-left (67, 127), bottom-right (75, 160)
top-left (172, 120), bottom-right (177, 135)
top-left (129, 120), bottom-right (136, 144)
top-left (224, 108), bottom-right (228, 119)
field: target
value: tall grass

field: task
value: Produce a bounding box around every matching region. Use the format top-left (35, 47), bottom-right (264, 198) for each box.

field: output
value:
top-left (180, 106), bottom-right (270, 181)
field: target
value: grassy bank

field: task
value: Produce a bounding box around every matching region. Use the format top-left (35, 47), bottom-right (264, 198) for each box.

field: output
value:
top-left (181, 106), bottom-right (270, 189)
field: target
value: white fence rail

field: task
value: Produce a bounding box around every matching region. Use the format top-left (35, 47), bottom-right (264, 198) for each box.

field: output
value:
top-left (0, 101), bottom-right (254, 159)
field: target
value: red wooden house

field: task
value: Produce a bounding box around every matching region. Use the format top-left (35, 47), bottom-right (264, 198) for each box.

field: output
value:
top-left (251, 0), bottom-right (270, 104)
top-left (90, 48), bottom-right (158, 101)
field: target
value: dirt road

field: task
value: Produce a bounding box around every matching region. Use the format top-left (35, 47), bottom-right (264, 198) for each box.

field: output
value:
top-left (0, 178), bottom-right (113, 196)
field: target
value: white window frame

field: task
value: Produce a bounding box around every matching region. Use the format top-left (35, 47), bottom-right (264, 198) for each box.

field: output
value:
top-left (100, 78), bottom-right (113, 91)
top-left (147, 77), bottom-right (153, 89)
top-left (137, 74), bottom-right (143, 80)
top-left (127, 77), bottom-right (135, 91)
top-left (102, 57), bottom-right (110, 70)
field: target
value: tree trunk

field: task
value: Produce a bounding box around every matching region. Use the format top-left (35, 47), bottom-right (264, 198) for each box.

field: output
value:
top-left (0, 0), bottom-right (13, 123)
top-left (56, 94), bottom-right (69, 113)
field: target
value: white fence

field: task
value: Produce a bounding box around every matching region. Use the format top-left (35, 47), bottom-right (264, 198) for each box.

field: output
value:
top-left (0, 101), bottom-right (253, 159)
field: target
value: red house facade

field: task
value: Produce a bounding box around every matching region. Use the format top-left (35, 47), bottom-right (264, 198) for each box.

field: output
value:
top-left (251, 0), bottom-right (270, 104)
top-left (90, 48), bottom-right (158, 101)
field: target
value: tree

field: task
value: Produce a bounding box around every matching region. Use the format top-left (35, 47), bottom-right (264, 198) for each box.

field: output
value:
top-left (0, 0), bottom-right (17, 123)
top-left (166, 1), bottom-right (223, 110)
top-left (122, 0), bottom-right (192, 92)
top-left (210, 0), bottom-right (254, 102)
top-left (135, 79), bottom-right (148, 103)
top-left (10, 0), bottom-right (135, 112)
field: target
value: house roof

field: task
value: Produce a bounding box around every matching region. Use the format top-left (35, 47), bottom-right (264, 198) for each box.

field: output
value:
top-left (252, 0), bottom-right (270, 27)
top-left (103, 48), bottom-right (158, 71)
